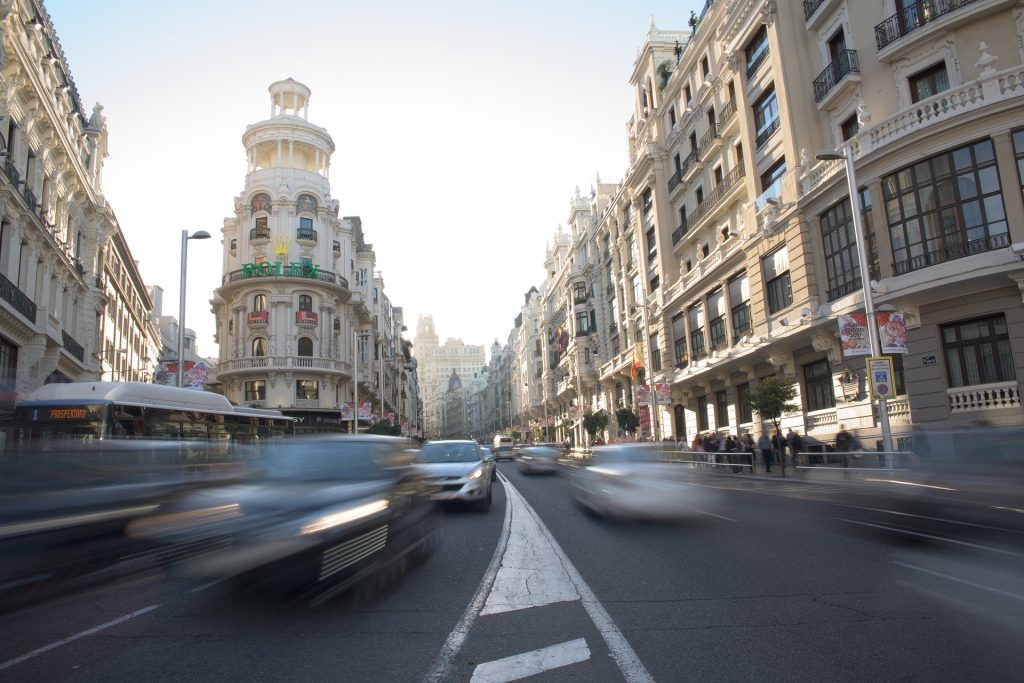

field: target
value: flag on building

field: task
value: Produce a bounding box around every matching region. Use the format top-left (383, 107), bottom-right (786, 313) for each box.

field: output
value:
top-left (630, 344), bottom-right (644, 378)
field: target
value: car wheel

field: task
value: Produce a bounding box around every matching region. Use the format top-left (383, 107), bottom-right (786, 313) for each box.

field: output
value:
top-left (477, 486), bottom-right (492, 512)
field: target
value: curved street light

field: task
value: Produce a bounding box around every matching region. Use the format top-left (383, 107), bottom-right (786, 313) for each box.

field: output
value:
top-left (177, 230), bottom-right (211, 388)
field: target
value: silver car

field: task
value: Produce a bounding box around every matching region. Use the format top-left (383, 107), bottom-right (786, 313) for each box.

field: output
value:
top-left (517, 445), bottom-right (561, 475)
top-left (415, 441), bottom-right (495, 511)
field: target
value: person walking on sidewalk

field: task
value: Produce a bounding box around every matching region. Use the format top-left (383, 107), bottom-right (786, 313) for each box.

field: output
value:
top-left (787, 428), bottom-right (804, 470)
top-left (742, 432), bottom-right (755, 472)
top-left (771, 430), bottom-right (786, 472)
top-left (758, 431), bottom-right (773, 472)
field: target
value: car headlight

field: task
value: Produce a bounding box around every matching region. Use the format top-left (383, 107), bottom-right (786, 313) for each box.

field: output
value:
top-left (300, 499), bottom-right (389, 535)
top-left (467, 467), bottom-right (484, 480)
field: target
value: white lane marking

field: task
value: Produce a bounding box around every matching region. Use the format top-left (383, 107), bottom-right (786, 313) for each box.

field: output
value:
top-left (0, 604), bottom-right (161, 672)
top-left (502, 479), bottom-right (655, 683)
top-left (835, 517), bottom-right (1024, 557)
top-left (481, 479), bottom-right (580, 615)
top-left (840, 504), bottom-right (1024, 535)
top-left (189, 579), bottom-right (223, 594)
top-left (893, 561), bottom-right (1024, 603)
top-left (470, 638), bottom-right (591, 683)
top-left (423, 473), bottom-right (513, 683)
top-left (691, 508), bottom-right (737, 522)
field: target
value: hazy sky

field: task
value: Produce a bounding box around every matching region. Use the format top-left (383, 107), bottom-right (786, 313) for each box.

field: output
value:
top-left (46, 0), bottom-right (700, 359)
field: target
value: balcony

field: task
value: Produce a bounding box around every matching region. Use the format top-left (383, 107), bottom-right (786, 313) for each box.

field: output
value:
top-left (0, 271), bottom-right (36, 323)
top-left (250, 227), bottom-right (271, 241)
top-left (947, 381), bottom-right (1020, 413)
top-left (333, 240), bottom-right (341, 255)
top-left (671, 219), bottom-right (689, 245)
top-left (813, 50), bottom-right (860, 107)
top-left (756, 118), bottom-right (780, 149)
top-left (827, 278), bottom-right (862, 303)
top-left (687, 163), bottom-right (744, 229)
top-left (893, 232), bottom-right (1009, 275)
top-left (293, 398), bottom-right (321, 409)
top-left (805, 408), bottom-right (838, 432)
top-left (667, 168), bottom-right (683, 193)
top-left (746, 45), bottom-right (769, 80)
top-left (698, 124), bottom-right (720, 160)
top-left (23, 185), bottom-right (38, 213)
top-left (754, 176), bottom-right (783, 211)
top-left (296, 227), bottom-right (318, 243)
top-left (875, 0), bottom-right (982, 52)
top-left (247, 310), bottom-right (269, 327)
top-left (296, 310), bottom-right (319, 327)
top-left (61, 330), bottom-right (84, 363)
top-left (680, 148), bottom-right (701, 182)
top-left (716, 99), bottom-right (737, 133)
top-left (803, 0), bottom-right (826, 20)
top-left (222, 266), bottom-right (349, 291)
top-left (219, 356), bottom-right (353, 374)
top-left (4, 159), bottom-right (20, 187)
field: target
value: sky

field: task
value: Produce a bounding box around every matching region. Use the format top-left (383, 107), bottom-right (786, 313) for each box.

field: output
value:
top-left (46, 0), bottom-right (702, 361)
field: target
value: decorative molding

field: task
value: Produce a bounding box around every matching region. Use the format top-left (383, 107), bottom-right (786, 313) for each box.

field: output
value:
top-left (1011, 275), bottom-right (1024, 304)
top-left (892, 37), bottom-right (959, 109)
top-left (811, 332), bottom-right (841, 364)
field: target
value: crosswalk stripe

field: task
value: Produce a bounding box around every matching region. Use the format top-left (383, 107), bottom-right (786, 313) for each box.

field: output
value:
top-left (469, 638), bottom-right (591, 683)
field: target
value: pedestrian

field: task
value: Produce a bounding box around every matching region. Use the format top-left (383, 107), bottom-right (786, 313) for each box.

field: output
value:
top-left (771, 429), bottom-right (785, 470)
top-left (743, 432), bottom-right (755, 472)
top-left (836, 424), bottom-right (852, 467)
top-left (757, 431), bottom-right (773, 472)
top-left (691, 433), bottom-right (702, 452)
top-left (787, 428), bottom-right (804, 469)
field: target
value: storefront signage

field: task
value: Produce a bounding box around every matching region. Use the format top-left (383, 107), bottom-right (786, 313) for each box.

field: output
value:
top-left (241, 262), bottom-right (320, 279)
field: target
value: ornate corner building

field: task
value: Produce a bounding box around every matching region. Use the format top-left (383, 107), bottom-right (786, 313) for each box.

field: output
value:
top-left (212, 79), bottom-right (419, 433)
top-left (0, 0), bottom-right (161, 417)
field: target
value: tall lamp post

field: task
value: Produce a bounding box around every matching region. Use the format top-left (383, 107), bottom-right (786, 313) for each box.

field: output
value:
top-left (816, 148), bottom-right (894, 461)
top-left (177, 230), bottom-right (210, 388)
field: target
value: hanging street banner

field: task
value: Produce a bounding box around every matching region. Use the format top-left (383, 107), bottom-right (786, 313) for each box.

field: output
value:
top-left (358, 402), bottom-right (373, 420)
top-left (340, 403), bottom-right (354, 420)
top-left (867, 356), bottom-right (896, 401)
top-left (877, 312), bottom-right (908, 354)
top-left (636, 383), bottom-right (673, 405)
top-left (838, 313), bottom-right (870, 357)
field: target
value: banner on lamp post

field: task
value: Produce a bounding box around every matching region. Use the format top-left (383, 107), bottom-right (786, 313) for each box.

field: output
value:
top-left (877, 312), bottom-right (908, 354)
top-left (838, 314), bottom-right (870, 357)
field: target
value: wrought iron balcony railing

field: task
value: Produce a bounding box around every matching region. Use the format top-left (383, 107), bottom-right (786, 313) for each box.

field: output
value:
top-left (62, 330), bottom-right (84, 362)
top-left (803, 0), bottom-right (826, 21)
top-left (813, 50), bottom-right (859, 102)
top-left (0, 271), bottom-right (36, 322)
top-left (893, 232), bottom-right (1009, 275)
top-left (250, 227), bottom-right (271, 240)
top-left (687, 163), bottom-right (744, 228)
top-left (875, 0), bottom-right (981, 51)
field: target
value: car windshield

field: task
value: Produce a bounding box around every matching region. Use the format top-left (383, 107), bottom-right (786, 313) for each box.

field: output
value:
top-left (261, 441), bottom-right (400, 481)
top-left (415, 444), bottom-right (480, 463)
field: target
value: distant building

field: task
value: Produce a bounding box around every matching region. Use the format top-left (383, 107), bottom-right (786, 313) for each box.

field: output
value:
top-left (413, 315), bottom-right (485, 438)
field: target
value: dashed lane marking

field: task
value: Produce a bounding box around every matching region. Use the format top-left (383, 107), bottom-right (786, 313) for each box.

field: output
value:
top-left (469, 638), bottom-right (591, 683)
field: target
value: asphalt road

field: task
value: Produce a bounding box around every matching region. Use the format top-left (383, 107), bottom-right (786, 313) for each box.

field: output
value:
top-left (2, 461), bottom-right (1022, 682)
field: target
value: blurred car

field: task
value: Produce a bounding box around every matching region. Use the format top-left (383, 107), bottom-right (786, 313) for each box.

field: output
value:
top-left (126, 435), bottom-right (438, 602)
top-left (415, 440), bottom-right (494, 510)
top-left (517, 444), bottom-right (561, 475)
top-left (570, 443), bottom-right (719, 520)
top-left (479, 446), bottom-right (498, 480)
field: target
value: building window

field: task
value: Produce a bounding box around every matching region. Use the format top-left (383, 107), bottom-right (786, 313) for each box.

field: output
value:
top-left (762, 246), bottom-right (792, 314)
top-left (884, 139), bottom-right (1007, 275)
top-left (707, 289), bottom-right (727, 350)
top-left (252, 215), bottom-right (269, 239)
top-left (1012, 129), bottom-right (1024, 198)
top-left (650, 333), bottom-right (661, 372)
top-left (759, 157), bottom-right (786, 206)
top-left (630, 275), bottom-right (641, 306)
top-left (684, 83), bottom-right (692, 104)
top-left (736, 382), bottom-right (753, 424)
top-left (645, 226), bottom-right (657, 262)
top-left (649, 274), bottom-right (660, 292)
top-left (804, 359), bottom-right (835, 412)
top-left (0, 336), bottom-right (17, 396)
top-left (745, 25), bottom-right (769, 77)
top-left (696, 185), bottom-right (704, 205)
top-left (859, 188), bottom-right (881, 281)
top-left (627, 234), bottom-right (638, 264)
top-left (697, 395), bottom-right (710, 432)
top-left (642, 188), bottom-right (653, 214)
top-left (671, 313), bottom-right (688, 367)
top-left (715, 389), bottom-right (729, 427)
top-left (299, 294), bottom-right (313, 311)
top-left (753, 86), bottom-right (779, 148)
top-left (253, 294), bottom-right (267, 312)
top-left (575, 311), bottom-right (591, 335)
top-left (841, 114), bottom-right (859, 141)
top-left (244, 380), bottom-right (266, 402)
top-left (252, 337), bottom-right (267, 357)
top-left (297, 337), bottom-right (313, 357)
top-left (688, 305), bottom-right (705, 358)
top-left (573, 282), bottom-right (587, 303)
top-left (942, 315), bottom-right (1016, 388)
top-left (668, 106), bottom-right (677, 129)
top-left (298, 216), bottom-right (315, 239)
top-left (909, 61), bottom-right (949, 104)
top-left (729, 273), bottom-right (751, 340)
top-left (820, 199), bottom-right (862, 302)
top-left (296, 379), bottom-right (319, 400)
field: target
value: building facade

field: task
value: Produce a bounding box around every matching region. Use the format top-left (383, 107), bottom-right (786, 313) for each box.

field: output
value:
top-left (413, 314), bottom-right (485, 438)
top-left (212, 79), bottom-right (416, 432)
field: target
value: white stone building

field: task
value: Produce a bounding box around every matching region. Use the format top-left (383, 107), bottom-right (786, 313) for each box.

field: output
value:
top-left (413, 314), bottom-right (485, 438)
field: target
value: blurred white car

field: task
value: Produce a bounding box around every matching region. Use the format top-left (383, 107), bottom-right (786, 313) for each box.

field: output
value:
top-left (517, 445), bottom-right (561, 475)
top-left (571, 444), bottom-right (719, 520)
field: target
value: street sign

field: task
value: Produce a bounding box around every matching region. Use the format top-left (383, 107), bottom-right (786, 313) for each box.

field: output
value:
top-left (866, 356), bottom-right (895, 401)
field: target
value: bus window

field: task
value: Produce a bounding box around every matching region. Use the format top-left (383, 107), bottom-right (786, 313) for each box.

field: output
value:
top-left (110, 405), bottom-right (145, 438)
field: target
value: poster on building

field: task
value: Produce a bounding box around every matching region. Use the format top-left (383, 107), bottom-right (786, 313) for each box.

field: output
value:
top-left (867, 356), bottom-right (895, 401)
top-left (153, 360), bottom-right (208, 389)
top-left (877, 312), bottom-right (908, 354)
top-left (838, 314), bottom-right (870, 357)
top-left (358, 402), bottom-right (373, 420)
top-left (340, 403), bottom-right (354, 420)
top-left (638, 404), bottom-right (651, 438)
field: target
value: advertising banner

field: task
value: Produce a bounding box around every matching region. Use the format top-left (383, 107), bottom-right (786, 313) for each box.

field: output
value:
top-left (153, 360), bottom-right (208, 389)
top-left (838, 314), bottom-right (870, 357)
top-left (340, 403), bottom-right (354, 420)
top-left (637, 384), bottom-right (673, 405)
top-left (877, 312), bottom-right (908, 354)
top-left (358, 402), bottom-right (373, 420)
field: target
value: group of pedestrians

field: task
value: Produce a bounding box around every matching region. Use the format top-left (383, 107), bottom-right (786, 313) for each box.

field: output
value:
top-left (755, 429), bottom-right (804, 472)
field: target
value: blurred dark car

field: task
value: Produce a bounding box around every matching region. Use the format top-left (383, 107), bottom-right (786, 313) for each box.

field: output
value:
top-left (0, 439), bottom-right (244, 610)
top-left (517, 444), bottom-right (561, 475)
top-left (127, 435), bottom-right (439, 603)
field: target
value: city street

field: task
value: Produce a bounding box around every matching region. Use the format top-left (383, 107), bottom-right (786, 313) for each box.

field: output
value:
top-left (2, 462), bottom-right (1022, 682)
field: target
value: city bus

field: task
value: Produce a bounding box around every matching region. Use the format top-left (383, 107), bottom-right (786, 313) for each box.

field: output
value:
top-left (9, 381), bottom-right (294, 444)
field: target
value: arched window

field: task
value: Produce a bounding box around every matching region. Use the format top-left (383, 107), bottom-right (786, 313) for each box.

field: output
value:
top-left (296, 194), bottom-right (318, 213)
top-left (251, 193), bottom-right (272, 213)
top-left (253, 294), bottom-right (267, 312)
top-left (297, 337), bottom-right (313, 357)
top-left (251, 193), bottom-right (271, 240)
top-left (298, 294), bottom-right (312, 311)
top-left (252, 337), bottom-right (267, 357)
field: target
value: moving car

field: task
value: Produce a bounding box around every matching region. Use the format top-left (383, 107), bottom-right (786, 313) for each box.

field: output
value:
top-left (570, 443), bottom-right (719, 520)
top-left (126, 435), bottom-right (438, 604)
top-left (493, 435), bottom-right (515, 461)
top-left (415, 440), bottom-right (494, 510)
top-left (479, 446), bottom-right (498, 480)
top-left (517, 444), bottom-right (561, 475)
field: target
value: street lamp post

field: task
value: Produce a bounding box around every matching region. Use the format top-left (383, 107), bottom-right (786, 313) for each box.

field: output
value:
top-left (177, 230), bottom-right (210, 388)
top-left (816, 148), bottom-right (894, 462)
